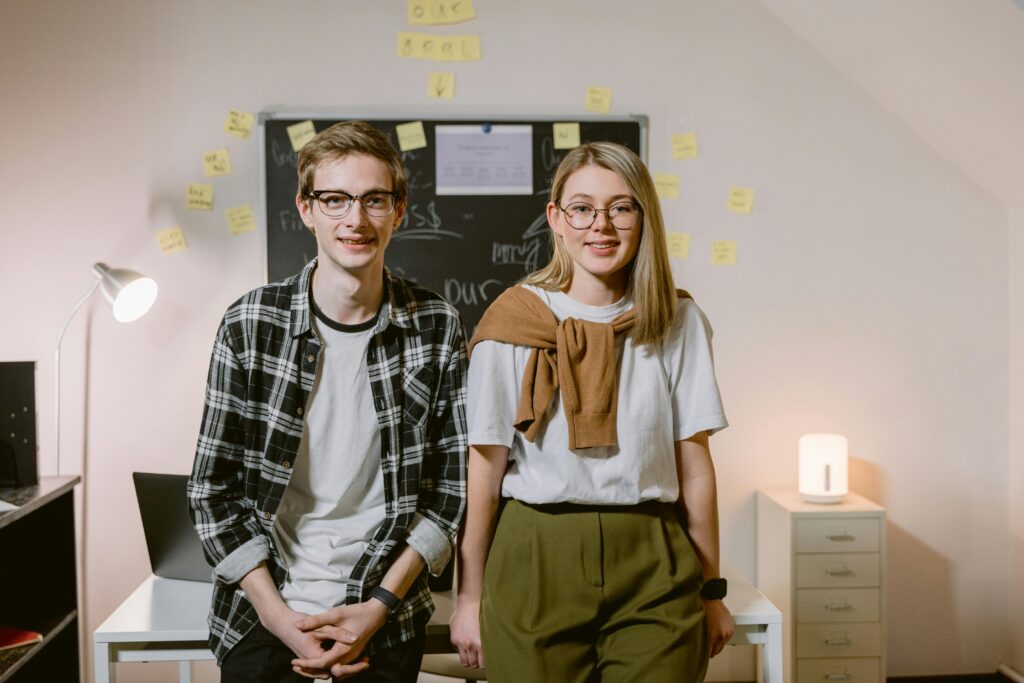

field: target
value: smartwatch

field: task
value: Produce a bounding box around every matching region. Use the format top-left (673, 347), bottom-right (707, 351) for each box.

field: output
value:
top-left (699, 577), bottom-right (728, 600)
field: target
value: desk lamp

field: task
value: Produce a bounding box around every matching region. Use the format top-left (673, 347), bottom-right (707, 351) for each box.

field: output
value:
top-left (54, 263), bottom-right (158, 474)
top-left (798, 433), bottom-right (848, 504)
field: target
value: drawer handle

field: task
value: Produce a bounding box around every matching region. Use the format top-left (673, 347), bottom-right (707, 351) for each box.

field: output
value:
top-left (826, 566), bottom-right (853, 576)
top-left (825, 602), bottom-right (852, 611)
top-left (825, 532), bottom-right (855, 541)
top-left (825, 674), bottom-right (852, 681)
top-left (825, 637), bottom-right (852, 646)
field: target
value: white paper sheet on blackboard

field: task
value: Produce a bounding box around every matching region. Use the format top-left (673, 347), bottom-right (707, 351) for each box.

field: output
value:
top-left (435, 125), bottom-right (533, 195)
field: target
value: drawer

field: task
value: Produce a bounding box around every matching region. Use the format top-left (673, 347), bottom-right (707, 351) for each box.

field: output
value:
top-left (797, 622), bottom-right (881, 657)
top-left (796, 588), bottom-right (880, 623)
top-left (797, 658), bottom-right (880, 683)
top-left (796, 553), bottom-right (881, 588)
top-left (795, 517), bottom-right (880, 553)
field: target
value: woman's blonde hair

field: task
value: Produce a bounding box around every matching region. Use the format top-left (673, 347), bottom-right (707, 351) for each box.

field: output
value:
top-left (522, 142), bottom-right (677, 346)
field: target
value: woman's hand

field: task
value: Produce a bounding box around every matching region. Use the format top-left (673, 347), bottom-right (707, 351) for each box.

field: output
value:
top-left (703, 598), bottom-right (734, 657)
top-left (450, 598), bottom-right (485, 668)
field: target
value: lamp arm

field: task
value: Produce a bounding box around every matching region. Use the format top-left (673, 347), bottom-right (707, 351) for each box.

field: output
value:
top-left (53, 278), bottom-right (101, 476)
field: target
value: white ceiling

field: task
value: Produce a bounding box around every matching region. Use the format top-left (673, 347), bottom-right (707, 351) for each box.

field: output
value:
top-left (756, 0), bottom-right (1024, 212)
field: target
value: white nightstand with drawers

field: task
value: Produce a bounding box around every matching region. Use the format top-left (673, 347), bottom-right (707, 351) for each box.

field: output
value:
top-left (756, 488), bottom-right (885, 683)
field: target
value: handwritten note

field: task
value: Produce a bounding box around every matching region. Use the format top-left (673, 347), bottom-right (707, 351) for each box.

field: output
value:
top-left (157, 226), bottom-right (188, 254)
top-left (287, 120), bottom-right (317, 152)
top-left (428, 72), bottom-right (455, 99)
top-left (224, 110), bottom-right (255, 138)
top-left (584, 86), bottom-right (613, 114)
top-left (396, 121), bottom-right (428, 151)
top-left (408, 0), bottom-right (476, 24)
top-left (553, 122), bottom-right (580, 149)
top-left (672, 133), bottom-right (698, 159)
top-left (186, 183), bottom-right (214, 210)
top-left (654, 173), bottom-right (680, 199)
top-left (203, 148), bottom-right (232, 177)
top-left (397, 32), bottom-right (482, 61)
top-left (226, 204), bottom-right (257, 235)
top-left (727, 186), bottom-right (755, 214)
top-left (711, 240), bottom-right (737, 265)
top-left (665, 232), bottom-right (690, 259)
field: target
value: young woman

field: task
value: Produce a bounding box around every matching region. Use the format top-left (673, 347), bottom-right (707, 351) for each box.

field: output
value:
top-left (449, 142), bottom-right (733, 682)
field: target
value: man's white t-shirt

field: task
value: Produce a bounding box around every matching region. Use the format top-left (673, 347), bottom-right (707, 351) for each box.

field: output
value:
top-left (273, 304), bottom-right (386, 616)
top-left (467, 285), bottom-right (728, 505)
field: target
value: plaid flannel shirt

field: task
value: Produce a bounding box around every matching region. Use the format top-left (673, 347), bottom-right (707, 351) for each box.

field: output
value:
top-left (187, 259), bottom-right (467, 663)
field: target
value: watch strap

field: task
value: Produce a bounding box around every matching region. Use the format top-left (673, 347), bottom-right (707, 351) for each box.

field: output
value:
top-left (369, 586), bottom-right (402, 615)
top-left (700, 577), bottom-right (728, 600)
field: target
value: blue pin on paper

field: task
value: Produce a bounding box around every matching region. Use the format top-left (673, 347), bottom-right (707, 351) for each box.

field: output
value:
top-left (481, 122), bottom-right (492, 133)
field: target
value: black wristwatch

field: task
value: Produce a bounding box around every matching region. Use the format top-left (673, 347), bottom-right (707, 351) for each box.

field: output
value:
top-left (700, 577), bottom-right (727, 600)
top-left (369, 586), bottom-right (402, 617)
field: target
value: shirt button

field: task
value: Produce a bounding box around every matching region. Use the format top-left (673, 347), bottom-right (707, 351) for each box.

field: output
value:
top-left (282, 460), bottom-right (291, 469)
top-left (296, 406), bottom-right (304, 416)
top-left (306, 354), bottom-right (315, 363)
top-left (262, 511), bottom-right (271, 520)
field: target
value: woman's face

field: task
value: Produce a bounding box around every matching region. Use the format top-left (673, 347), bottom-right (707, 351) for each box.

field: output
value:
top-left (546, 164), bottom-right (642, 292)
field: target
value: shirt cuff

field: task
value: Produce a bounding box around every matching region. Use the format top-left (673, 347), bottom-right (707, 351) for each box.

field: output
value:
top-left (405, 512), bottom-right (452, 576)
top-left (675, 415), bottom-right (729, 442)
top-left (212, 535), bottom-right (271, 585)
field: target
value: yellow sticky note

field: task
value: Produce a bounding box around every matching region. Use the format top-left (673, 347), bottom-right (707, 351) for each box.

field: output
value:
top-left (287, 120), bottom-right (316, 152)
top-left (157, 226), bottom-right (188, 255)
top-left (665, 232), bottom-right (690, 259)
top-left (203, 148), bottom-right (232, 177)
top-left (672, 133), bottom-right (699, 160)
top-left (584, 86), bottom-right (613, 114)
top-left (727, 186), bottom-right (755, 214)
top-left (654, 173), bottom-right (680, 199)
top-left (186, 183), bottom-right (214, 210)
top-left (553, 123), bottom-right (581, 150)
top-left (459, 34), bottom-right (482, 60)
top-left (711, 240), bottom-right (737, 265)
top-left (397, 31), bottom-right (418, 58)
top-left (408, 0), bottom-right (476, 25)
top-left (224, 110), bottom-right (255, 139)
top-left (428, 72), bottom-right (455, 99)
top-left (396, 121), bottom-right (428, 151)
top-left (226, 204), bottom-right (257, 235)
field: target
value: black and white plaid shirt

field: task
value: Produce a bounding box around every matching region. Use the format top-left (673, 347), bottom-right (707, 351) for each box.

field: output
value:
top-left (187, 259), bottom-right (467, 663)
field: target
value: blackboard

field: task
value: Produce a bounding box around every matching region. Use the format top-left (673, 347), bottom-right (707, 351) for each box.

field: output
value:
top-left (260, 114), bottom-right (647, 331)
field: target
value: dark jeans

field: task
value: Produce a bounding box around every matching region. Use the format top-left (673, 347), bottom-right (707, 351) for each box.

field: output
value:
top-left (221, 622), bottom-right (425, 683)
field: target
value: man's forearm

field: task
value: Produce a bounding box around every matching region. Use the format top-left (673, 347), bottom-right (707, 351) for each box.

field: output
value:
top-left (239, 562), bottom-right (288, 622)
top-left (378, 545), bottom-right (427, 599)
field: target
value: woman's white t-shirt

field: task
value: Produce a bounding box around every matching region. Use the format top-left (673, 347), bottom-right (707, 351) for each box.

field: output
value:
top-left (467, 285), bottom-right (728, 505)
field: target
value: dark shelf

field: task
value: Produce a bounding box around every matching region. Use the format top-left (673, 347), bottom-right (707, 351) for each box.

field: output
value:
top-left (0, 610), bottom-right (77, 683)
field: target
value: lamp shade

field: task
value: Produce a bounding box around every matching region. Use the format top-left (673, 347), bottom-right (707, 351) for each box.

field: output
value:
top-left (93, 262), bottom-right (158, 323)
top-left (798, 433), bottom-right (848, 504)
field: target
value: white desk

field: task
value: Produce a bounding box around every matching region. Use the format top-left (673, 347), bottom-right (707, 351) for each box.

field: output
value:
top-left (94, 568), bottom-right (781, 683)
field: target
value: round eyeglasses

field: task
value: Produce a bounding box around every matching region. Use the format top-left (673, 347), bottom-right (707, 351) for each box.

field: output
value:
top-left (557, 201), bottom-right (642, 230)
top-left (309, 190), bottom-right (399, 218)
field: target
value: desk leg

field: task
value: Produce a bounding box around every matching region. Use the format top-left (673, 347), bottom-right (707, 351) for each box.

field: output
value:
top-left (764, 622), bottom-right (783, 683)
top-left (178, 660), bottom-right (192, 683)
top-left (93, 642), bottom-right (116, 683)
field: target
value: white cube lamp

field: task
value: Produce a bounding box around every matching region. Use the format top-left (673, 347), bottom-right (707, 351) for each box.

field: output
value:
top-left (798, 433), bottom-right (848, 504)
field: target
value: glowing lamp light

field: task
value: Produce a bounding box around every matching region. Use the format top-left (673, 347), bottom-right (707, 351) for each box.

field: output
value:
top-left (798, 433), bottom-right (848, 504)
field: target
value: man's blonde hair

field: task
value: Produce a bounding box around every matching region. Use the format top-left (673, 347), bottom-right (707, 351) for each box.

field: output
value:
top-left (296, 120), bottom-right (408, 201)
top-left (523, 142), bottom-right (677, 346)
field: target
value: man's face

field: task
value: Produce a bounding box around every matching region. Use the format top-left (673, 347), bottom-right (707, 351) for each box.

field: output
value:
top-left (297, 154), bottom-right (404, 278)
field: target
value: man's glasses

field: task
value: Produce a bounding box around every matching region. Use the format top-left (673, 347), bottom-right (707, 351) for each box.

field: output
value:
top-left (557, 201), bottom-right (642, 230)
top-left (309, 190), bottom-right (399, 218)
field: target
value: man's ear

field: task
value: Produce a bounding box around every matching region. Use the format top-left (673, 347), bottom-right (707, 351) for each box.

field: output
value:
top-left (391, 199), bottom-right (407, 229)
top-left (296, 194), bottom-right (315, 230)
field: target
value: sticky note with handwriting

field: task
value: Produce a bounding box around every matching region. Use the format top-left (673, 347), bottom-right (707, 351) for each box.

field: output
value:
top-left (428, 72), bottom-right (455, 99)
top-left (396, 121), bottom-right (428, 151)
top-left (224, 110), bottom-right (255, 139)
top-left (408, 0), bottom-right (476, 25)
top-left (203, 148), bottom-right (232, 177)
top-left (226, 204), bottom-right (257, 235)
top-left (287, 120), bottom-right (316, 152)
top-left (671, 133), bottom-right (698, 160)
top-left (665, 232), bottom-right (690, 259)
top-left (553, 123), bottom-right (581, 149)
top-left (584, 86), bottom-right (613, 114)
top-left (186, 183), bottom-right (214, 210)
top-left (654, 173), bottom-right (680, 199)
top-left (157, 226), bottom-right (188, 254)
top-left (397, 31), bottom-right (481, 61)
top-left (727, 186), bottom-right (755, 214)
top-left (711, 240), bottom-right (737, 265)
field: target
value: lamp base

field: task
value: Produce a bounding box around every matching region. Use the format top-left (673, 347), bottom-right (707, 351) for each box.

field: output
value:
top-left (799, 492), bottom-right (845, 504)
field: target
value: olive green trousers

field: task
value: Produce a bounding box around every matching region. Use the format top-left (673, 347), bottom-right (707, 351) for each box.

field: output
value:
top-left (480, 500), bottom-right (709, 683)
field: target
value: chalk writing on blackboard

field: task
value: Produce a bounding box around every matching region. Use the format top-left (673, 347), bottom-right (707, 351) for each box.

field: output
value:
top-left (444, 277), bottom-right (504, 306)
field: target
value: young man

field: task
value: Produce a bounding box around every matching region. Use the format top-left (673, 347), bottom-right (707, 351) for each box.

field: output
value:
top-left (188, 120), bottom-right (467, 682)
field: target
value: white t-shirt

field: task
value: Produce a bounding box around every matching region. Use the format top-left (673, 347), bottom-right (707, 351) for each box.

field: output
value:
top-left (274, 305), bottom-right (386, 615)
top-left (467, 285), bottom-right (728, 505)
